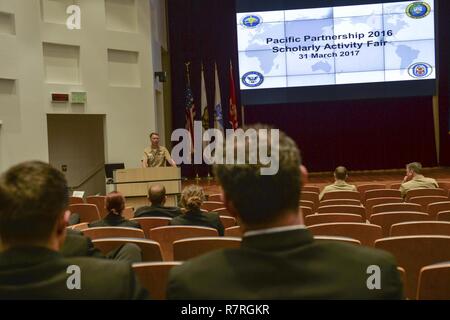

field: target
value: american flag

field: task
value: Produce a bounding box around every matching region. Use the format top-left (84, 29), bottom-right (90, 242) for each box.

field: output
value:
top-left (185, 83), bottom-right (196, 152)
top-left (228, 61), bottom-right (239, 130)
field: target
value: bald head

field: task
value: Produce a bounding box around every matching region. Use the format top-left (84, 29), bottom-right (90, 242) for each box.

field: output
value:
top-left (334, 166), bottom-right (348, 181)
top-left (148, 184), bottom-right (166, 205)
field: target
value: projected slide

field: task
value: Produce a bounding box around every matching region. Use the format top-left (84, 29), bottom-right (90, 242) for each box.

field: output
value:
top-left (237, 1), bottom-right (436, 90)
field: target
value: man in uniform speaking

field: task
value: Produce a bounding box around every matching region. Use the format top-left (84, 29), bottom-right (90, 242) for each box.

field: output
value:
top-left (142, 132), bottom-right (176, 168)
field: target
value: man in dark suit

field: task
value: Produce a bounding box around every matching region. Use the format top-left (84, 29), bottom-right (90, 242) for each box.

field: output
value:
top-left (167, 126), bottom-right (403, 299)
top-left (0, 161), bottom-right (148, 299)
top-left (134, 184), bottom-right (182, 218)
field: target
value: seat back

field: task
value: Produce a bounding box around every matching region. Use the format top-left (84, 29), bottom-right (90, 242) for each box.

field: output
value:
top-left (130, 217), bottom-right (172, 238)
top-left (365, 189), bottom-right (401, 202)
top-left (405, 188), bottom-right (447, 201)
top-left (86, 195), bottom-right (107, 218)
top-left (321, 191), bottom-right (361, 201)
top-left (437, 181), bottom-right (450, 191)
top-left (201, 201), bottom-right (225, 212)
top-left (409, 196), bottom-right (449, 211)
top-left (308, 223), bottom-right (382, 246)
top-left (212, 207), bottom-right (231, 216)
top-left (300, 206), bottom-right (313, 219)
top-left (219, 216), bottom-right (236, 229)
top-left (69, 196), bottom-right (84, 205)
top-left (314, 236), bottom-right (361, 245)
top-left (149, 226), bottom-right (218, 261)
top-left (357, 184), bottom-right (387, 201)
top-left (437, 210), bottom-right (450, 222)
top-left (304, 213), bottom-right (363, 226)
top-left (92, 238), bottom-right (162, 262)
top-left (319, 199), bottom-right (361, 207)
top-left (300, 191), bottom-right (319, 211)
top-left (122, 207), bottom-right (134, 220)
top-left (317, 205), bottom-right (365, 219)
top-left (370, 212), bottom-right (430, 237)
top-left (390, 183), bottom-right (402, 190)
top-left (207, 194), bottom-right (222, 202)
top-left (375, 236), bottom-right (450, 299)
top-left (133, 262), bottom-right (182, 300)
top-left (365, 197), bottom-right (403, 218)
top-left (390, 221), bottom-right (450, 237)
top-left (302, 186), bottom-right (321, 193)
top-left (68, 204), bottom-right (100, 223)
top-left (417, 263), bottom-right (450, 300)
top-left (82, 227), bottom-right (145, 239)
top-left (70, 222), bottom-right (89, 231)
top-left (426, 201), bottom-right (450, 220)
top-left (371, 203), bottom-right (423, 215)
top-left (299, 200), bottom-right (315, 211)
top-left (173, 237), bottom-right (241, 260)
top-left (224, 226), bottom-right (243, 238)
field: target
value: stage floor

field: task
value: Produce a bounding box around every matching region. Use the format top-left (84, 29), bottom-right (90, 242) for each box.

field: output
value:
top-left (182, 167), bottom-right (450, 195)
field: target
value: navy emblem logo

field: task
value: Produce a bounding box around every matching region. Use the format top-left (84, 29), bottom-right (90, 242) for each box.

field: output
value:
top-left (241, 15), bottom-right (262, 28)
top-left (406, 2), bottom-right (431, 19)
top-left (242, 71), bottom-right (264, 87)
top-left (408, 62), bottom-right (432, 78)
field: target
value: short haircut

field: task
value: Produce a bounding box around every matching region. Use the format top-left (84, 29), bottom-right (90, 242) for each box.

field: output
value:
top-left (407, 162), bottom-right (422, 174)
top-left (148, 184), bottom-right (166, 205)
top-left (334, 166), bottom-right (348, 180)
top-left (149, 132), bottom-right (159, 138)
top-left (214, 125), bottom-right (301, 226)
top-left (180, 185), bottom-right (205, 211)
top-left (105, 191), bottom-right (125, 214)
top-left (0, 161), bottom-right (69, 244)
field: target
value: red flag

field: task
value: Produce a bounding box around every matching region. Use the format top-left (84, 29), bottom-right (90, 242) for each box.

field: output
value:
top-left (184, 63), bottom-right (195, 152)
top-left (228, 61), bottom-right (239, 130)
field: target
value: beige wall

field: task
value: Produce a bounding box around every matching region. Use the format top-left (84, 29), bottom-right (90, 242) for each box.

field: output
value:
top-left (0, 0), bottom-right (164, 177)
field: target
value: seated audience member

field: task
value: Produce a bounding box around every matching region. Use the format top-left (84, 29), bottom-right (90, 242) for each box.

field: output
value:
top-left (89, 191), bottom-right (140, 229)
top-left (0, 161), bottom-right (147, 299)
top-left (319, 166), bottom-right (357, 201)
top-left (167, 126), bottom-right (403, 299)
top-left (399, 162), bottom-right (439, 198)
top-left (169, 185), bottom-right (224, 236)
top-left (134, 184), bottom-right (182, 218)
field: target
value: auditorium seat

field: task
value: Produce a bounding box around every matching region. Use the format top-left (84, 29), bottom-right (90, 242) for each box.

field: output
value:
top-left (426, 201), bottom-right (450, 220)
top-left (365, 197), bottom-right (403, 218)
top-left (321, 191), bottom-right (361, 201)
top-left (408, 195), bottom-right (449, 211)
top-left (319, 199), bottom-right (361, 207)
top-left (201, 201), bottom-right (225, 212)
top-left (390, 221), bottom-right (450, 237)
top-left (212, 207), bottom-right (232, 216)
top-left (304, 213), bottom-right (364, 226)
top-left (130, 217), bottom-right (172, 238)
top-left (357, 184), bottom-right (387, 202)
top-left (436, 181), bottom-right (450, 191)
top-left (69, 222), bottom-right (89, 231)
top-left (371, 203), bottom-right (423, 215)
top-left (299, 200), bottom-right (315, 211)
top-left (364, 189), bottom-right (401, 202)
top-left (405, 188), bottom-right (448, 201)
top-left (301, 185), bottom-right (321, 193)
top-left (224, 226), bottom-right (243, 238)
top-left (375, 236), bottom-right (450, 299)
top-left (307, 223), bottom-right (382, 246)
top-left (207, 194), bottom-right (223, 202)
top-left (389, 183), bottom-right (402, 190)
top-left (300, 206), bottom-right (313, 219)
top-left (68, 203), bottom-right (100, 223)
top-left (300, 191), bottom-right (319, 211)
top-left (122, 206), bottom-right (134, 220)
top-left (173, 237), bottom-right (241, 261)
top-left (397, 267), bottom-right (406, 296)
top-left (69, 196), bottom-right (84, 205)
top-left (82, 227), bottom-right (145, 239)
top-left (93, 238), bottom-right (162, 262)
top-left (86, 195), bottom-right (107, 218)
top-left (437, 211), bottom-right (450, 222)
top-left (317, 205), bottom-right (365, 219)
top-left (133, 262), bottom-right (182, 300)
top-left (369, 212), bottom-right (430, 237)
top-left (219, 215), bottom-right (237, 229)
top-left (149, 226), bottom-right (218, 261)
top-left (314, 236), bottom-right (361, 245)
top-left (417, 263), bottom-right (450, 300)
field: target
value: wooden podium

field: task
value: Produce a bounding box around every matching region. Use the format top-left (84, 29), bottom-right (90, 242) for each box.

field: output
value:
top-left (113, 167), bottom-right (181, 208)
